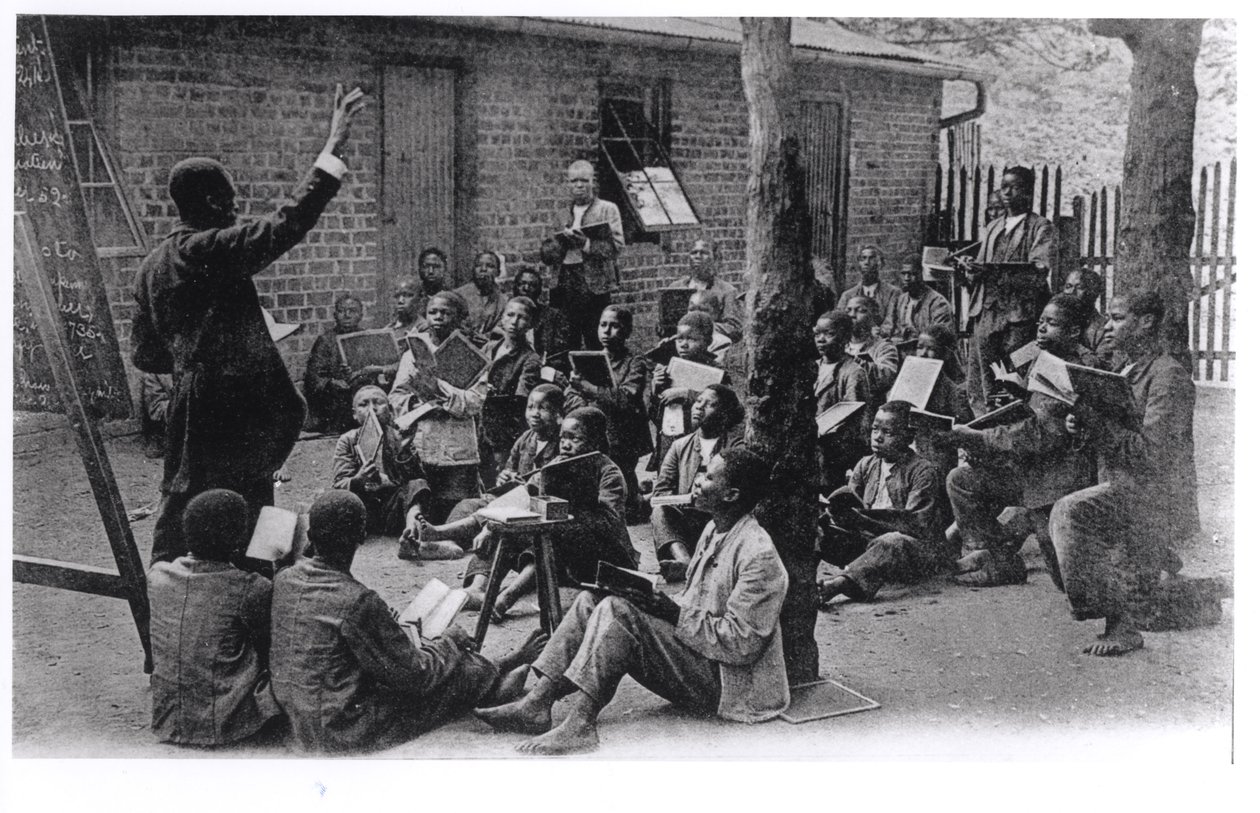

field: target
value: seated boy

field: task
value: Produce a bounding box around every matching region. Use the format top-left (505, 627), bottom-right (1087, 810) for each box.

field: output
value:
top-left (331, 386), bottom-right (448, 559)
top-left (652, 383), bottom-right (745, 582)
top-left (947, 294), bottom-right (1102, 587)
top-left (817, 401), bottom-right (953, 604)
top-left (813, 310), bottom-right (871, 493)
top-left (649, 310), bottom-right (728, 470)
top-left (302, 293), bottom-right (370, 434)
top-left (687, 288), bottom-right (742, 346)
top-left (478, 296), bottom-right (542, 486)
top-left (844, 295), bottom-right (900, 406)
top-left (473, 449), bottom-right (789, 755)
top-left (148, 489), bottom-right (283, 746)
top-left (269, 490), bottom-right (547, 753)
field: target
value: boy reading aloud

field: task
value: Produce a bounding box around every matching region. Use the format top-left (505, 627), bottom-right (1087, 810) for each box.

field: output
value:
top-left (563, 306), bottom-right (652, 519)
top-left (946, 294), bottom-right (1101, 588)
top-left (478, 296), bottom-right (542, 484)
top-left (817, 401), bottom-right (953, 604)
top-left (415, 407), bottom-right (638, 622)
top-left (648, 310), bottom-right (728, 474)
top-left (331, 385), bottom-right (437, 550)
top-left (473, 449), bottom-right (789, 755)
top-left (148, 489), bottom-right (282, 746)
top-left (813, 310), bottom-right (871, 493)
top-left (651, 384), bottom-right (746, 583)
top-left (269, 491), bottom-right (547, 753)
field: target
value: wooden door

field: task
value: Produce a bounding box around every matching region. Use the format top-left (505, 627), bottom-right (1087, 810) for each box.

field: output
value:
top-left (379, 65), bottom-right (456, 318)
top-left (799, 97), bottom-right (849, 288)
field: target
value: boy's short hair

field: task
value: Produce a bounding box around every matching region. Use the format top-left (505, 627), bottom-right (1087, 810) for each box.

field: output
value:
top-left (308, 491), bottom-right (367, 558)
top-left (505, 295), bottom-right (538, 322)
top-left (564, 405), bottom-right (611, 454)
top-left (716, 448), bottom-right (770, 508)
top-left (430, 290), bottom-right (469, 321)
top-left (418, 247), bottom-right (447, 267)
top-left (819, 310), bottom-right (855, 342)
top-left (703, 383), bottom-right (746, 429)
top-left (1004, 166), bottom-right (1036, 190)
top-left (539, 237), bottom-right (566, 268)
top-left (678, 310), bottom-right (714, 339)
top-left (529, 383), bottom-right (565, 412)
top-left (848, 295), bottom-right (882, 324)
top-left (688, 289), bottom-right (723, 316)
top-left (1067, 267), bottom-right (1103, 300)
top-left (875, 399), bottom-right (913, 434)
top-left (475, 250), bottom-right (503, 275)
top-left (334, 293), bottom-right (364, 309)
top-left (602, 305), bottom-right (634, 334)
top-left (352, 384), bottom-right (388, 405)
top-left (1123, 290), bottom-right (1165, 327)
top-left (513, 265), bottom-right (543, 289)
top-left (183, 489), bottom-right (250, 561)
top-left (1046, 293), bottom-right (1088, 333)
top-left (857, 244), bottom-right (884, 261)
top-left (921, 323), bottom-right (957, 351)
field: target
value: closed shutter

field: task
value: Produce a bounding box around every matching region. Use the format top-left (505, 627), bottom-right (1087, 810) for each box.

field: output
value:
top-left (799, 98), bottom-right (849, 276)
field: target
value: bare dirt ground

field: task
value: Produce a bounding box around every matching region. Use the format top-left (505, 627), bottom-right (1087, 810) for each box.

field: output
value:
top-left (9, 388), bottom-right (1233, 761)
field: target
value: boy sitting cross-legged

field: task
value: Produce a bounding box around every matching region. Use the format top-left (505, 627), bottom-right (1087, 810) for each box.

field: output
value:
top-left (473, 448), bottom-right (790, 755)
top-left (817, 400), bottom-right (954, 605)
top-left (148, 489), bottom-right (284, 747)
top-left (651, 383), bottom-right (745, 583)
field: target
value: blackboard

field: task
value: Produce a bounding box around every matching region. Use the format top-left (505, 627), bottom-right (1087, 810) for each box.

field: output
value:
top-left (13, 15), bottom-right (131, 419)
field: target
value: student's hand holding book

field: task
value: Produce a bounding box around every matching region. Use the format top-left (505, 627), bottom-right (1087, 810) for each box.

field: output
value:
top-left (622, 587), bottom-right (682, 626)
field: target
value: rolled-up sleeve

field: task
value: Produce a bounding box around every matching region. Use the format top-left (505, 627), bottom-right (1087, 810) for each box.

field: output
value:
top-left (675, 549), bottom-right (787, 666)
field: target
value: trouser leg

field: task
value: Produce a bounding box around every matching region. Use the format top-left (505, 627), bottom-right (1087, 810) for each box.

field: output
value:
top-left (1050, 482), bottom-right (1145, 620)
top-left (947, 463), bottom-right (1023, 554)
top-left (842, 532), bottom-right (936, 598)
top-left (652, 505), bottom-right (707, 559)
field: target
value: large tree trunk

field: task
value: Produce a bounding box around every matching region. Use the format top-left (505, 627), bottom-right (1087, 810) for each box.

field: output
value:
top-left (740, 18), bottom-right (820, 685)
top-left (1090, 19), bottom-right (1203, 362)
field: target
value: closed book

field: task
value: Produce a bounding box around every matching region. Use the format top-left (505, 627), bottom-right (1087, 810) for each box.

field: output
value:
top-left (475, 505), bottom-right (542, 524)
top-left (399, 579), bottom-right (469, 639)
top-left (474, 484), bottom-right (536, 523)
top-left (580, 561), bottom-right (659, 596)
top-left (909, 408), bottom-right (954, 431)
top-left (666, 356), bottom-right (725, 391)
top-left (649, 493), bottom-right (693, 507)
top-left (245, 506), bottom-right (300, 562)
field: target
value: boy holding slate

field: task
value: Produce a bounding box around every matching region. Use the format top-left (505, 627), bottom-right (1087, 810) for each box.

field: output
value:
top-left (478, 297), bottom-right (542, 486)
top-left (813, 310), bottom-right (871, 493)
top-left (332, 385), bottom-right (434, 548)
top-left (945, 295), bottom-right (1101, 587)
top-left (148, 489), bottom-right (282, 746)
top-left (648, 311), bottom-right (728, 477)
top-left (817, 401), bottom-right (952, 605)
top-left (473, 449), bottom-right (789, 755)
top-left (564, 306), bottom-right (652, 520)
top-left (303, 293), bottom-right (369, 433)
top-left (651, 384), bottom-right (746, 582)
top-left (270, 491), bottom-right (547, 753)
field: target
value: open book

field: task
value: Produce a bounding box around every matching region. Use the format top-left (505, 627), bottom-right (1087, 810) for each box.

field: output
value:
top-left (579, 561), bottom-right (659, 596)
top-left (399, 579), bottom-right (469, 643)
top-left (1026, 352), bottom-right (1139, 429)
top-left (667, 356), bottom-right (725, 391)
top-left (245, 506), bottom-right (302, 562)
top-left (554, 220), bottom-right (614, 248)
top-left (886, 356), bottom-right (943, 410)
top-left (649, 493), bottom-right (694, 508)
top-left (474, 484), bottom-right (540, 523)
top-left (816, 401), bottom-right (865, 436)
top-left (990, 340), bottom-right (1041, 389)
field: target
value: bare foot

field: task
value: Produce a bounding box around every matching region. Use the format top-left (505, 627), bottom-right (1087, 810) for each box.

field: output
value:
top-left (415, 539), bottom-right (466, 560)
top-left (412, 514), bottom-right (439, 542)
top-left (499, 628), bottom-right (548, 671)
top-left (1083, 624), bottom-right (1143, 657)
top-left (463, 587), bottom-right (486, 613)
top-left (472, 697), bottom-right (552, 735)
top-left (492, 594), bottom-right (517, 623)
top-left (516, 714), bottom-right (600, 755)
top-left (489, 664), bottom-right (531, 705)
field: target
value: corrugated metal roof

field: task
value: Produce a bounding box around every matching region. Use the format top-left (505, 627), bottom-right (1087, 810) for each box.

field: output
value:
top-left (530, 17), bottom-right (981, 77)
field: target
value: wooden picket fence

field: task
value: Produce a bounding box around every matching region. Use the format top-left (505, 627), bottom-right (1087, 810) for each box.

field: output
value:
top-left (932, 160), bottom-right (1238, 383)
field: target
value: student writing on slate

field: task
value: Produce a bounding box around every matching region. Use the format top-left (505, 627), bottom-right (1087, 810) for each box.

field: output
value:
top-left (817, 401), bottom-right (953, 606)
top-left (477, 296), bottom-right (542, 486)
top-left (652, 384), bottom-right (745, 583)
top-left (414, 407), bottom-right (638, 623)
top-left (814, 310), bottom-right (871, 494)
top-left (648, 310), bottom-right (727, 477)
top-left (947, 294), bottom-right (1102, 588)
top-left (269, 491), bottom-right (548, 754)
top-left (331, 386), bottom-right (440, 556)
top-left (148, 489), bottom-right (283, 747)
top-left (563, 306), bottom-right (652, 521)
top-left (473, 449), bottom-right (789, 755)
top-left (390, 291), bottom-right (486, 520)
top-left (430, 384), bottom-right (565, 611)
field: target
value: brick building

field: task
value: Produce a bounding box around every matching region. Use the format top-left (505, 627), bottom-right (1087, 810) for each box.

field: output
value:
top-left (50, 15), bottom-right (984, 395)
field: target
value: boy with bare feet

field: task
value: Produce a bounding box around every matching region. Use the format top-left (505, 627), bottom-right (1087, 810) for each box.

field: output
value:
top-left (1050, 291), bottom-right (1198, 656)
top-left (269, 491), bottom-right (547, 753)
top-left (472, 449), bottom-right (789, 755)
top-left (817, 401), bottom-right (952, 605)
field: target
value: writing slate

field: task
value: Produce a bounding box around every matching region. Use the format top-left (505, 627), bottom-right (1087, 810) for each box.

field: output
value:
top-left (337, 328), bottom-right (400, 371)
top-left (14, 16), bottom-right (131, 419)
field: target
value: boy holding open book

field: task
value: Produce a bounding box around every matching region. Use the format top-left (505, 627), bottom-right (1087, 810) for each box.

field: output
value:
top-left (647, 310), bottom-right (729, 479)
top-left (813, 310), bottom-right (871, 493)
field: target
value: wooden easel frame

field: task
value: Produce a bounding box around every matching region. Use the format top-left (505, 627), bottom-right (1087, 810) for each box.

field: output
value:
top-left (13, 212), bottom-right (152, 672)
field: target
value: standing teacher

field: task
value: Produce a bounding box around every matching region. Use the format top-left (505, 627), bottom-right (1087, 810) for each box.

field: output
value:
top-left (133, 85), bottom-right (367, 565)
top-left (552, 159), bottom-right (624, 349)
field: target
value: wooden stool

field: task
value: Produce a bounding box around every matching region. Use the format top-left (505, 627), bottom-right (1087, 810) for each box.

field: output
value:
top-left (473, 516), bottom-right (574, 651)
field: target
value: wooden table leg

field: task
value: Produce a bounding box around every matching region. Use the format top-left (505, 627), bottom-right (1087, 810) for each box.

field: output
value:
top-left (534, 533), bottom-right (564, 636)
top-left (473, 537), bottom-right (512, 651)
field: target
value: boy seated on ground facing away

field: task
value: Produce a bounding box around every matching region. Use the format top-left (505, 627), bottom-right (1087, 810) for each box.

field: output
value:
top-left (648, 310), bottom-right (728, 472)
top-left (420, 383), bottom-right (565, 610)
top-left (813, 310), bottom-right (871, 494)
top-left (563, 305), bottom-right (653, 522)
top-left (473, 448), bottom-right (790, 755)
top-left (415, 406), bottom-right (639, 622)
top-left (652, 383), bottom-right (745, 583)
top-left (332, 385), bottom-right (448, 555)
top-left (817, 401), bottom-right (953, 604)
top-left (148, 489), bottom-right (283, 746)
top-left (946, 294), bottom-right (1101, 588)
top-left (268, 490), bottom-right (547, 754)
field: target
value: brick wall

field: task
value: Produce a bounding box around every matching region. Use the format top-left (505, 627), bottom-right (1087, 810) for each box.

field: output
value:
top-left (92, 17), bottom-right (941, 395)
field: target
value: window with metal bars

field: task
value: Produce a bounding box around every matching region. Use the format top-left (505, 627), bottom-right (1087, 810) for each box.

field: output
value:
top-left (598, 80), bottom-right (699, 239)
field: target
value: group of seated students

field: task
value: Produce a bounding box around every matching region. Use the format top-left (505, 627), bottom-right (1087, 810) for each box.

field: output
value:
top-left (148, 238), bottom-right (1204, 755)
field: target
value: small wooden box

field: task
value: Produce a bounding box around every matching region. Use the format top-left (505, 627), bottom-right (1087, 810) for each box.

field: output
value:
top-left (529, 496), bottom-right (569, 521)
